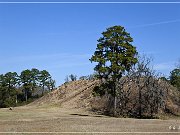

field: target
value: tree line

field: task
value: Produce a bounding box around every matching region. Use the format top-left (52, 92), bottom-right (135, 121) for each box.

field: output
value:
top-left (0, 68), bottom-right (55, 108)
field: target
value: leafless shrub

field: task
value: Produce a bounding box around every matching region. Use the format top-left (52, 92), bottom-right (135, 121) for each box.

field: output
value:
top-left (113, 56), bottom-right (169, 118)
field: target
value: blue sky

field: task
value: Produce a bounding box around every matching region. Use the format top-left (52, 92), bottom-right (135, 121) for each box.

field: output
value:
top-left (0, 1), bottom-right (180, 85)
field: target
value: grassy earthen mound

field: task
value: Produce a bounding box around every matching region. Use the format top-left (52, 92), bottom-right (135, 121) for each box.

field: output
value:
top-left (28, 80), bottom-right (105, 110)
top-left (29, 79), bottom-right (180, 116)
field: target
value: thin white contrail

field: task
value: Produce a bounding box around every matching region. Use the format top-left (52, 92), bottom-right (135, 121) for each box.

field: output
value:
top-left (129, 19), bottom-right (180, 28)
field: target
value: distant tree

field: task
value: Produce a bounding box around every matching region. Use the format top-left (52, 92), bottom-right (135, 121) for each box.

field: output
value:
top-left (20, 69), bottom-right (33, 102)
top-left (31, 68), bottom-right (40, 93)
top-left (90, 25), bottom-right (138, 116)
top-left (69, 74), bottom-right (77, 81)
top-left (79, 74), bottom-right (96, 80)
top-left (0, 74), bottom-right (4, 85)
top-left (0, 72), bottom-right (19, 107)
top-left (0, 74), bottom-right (6, 107)
top-left (5, 72), bottom-right (18, 106)
top-left (79, 76), bottom-right (87, 80)
top-left (45, 78), bottom-right (56, 92)
top-left (39, 70), bottom-right (51, 96)
top-left (4, 72), bottom-right (19, 99)
top-left (170, 68), bottom-right (180, 90)
top-left (87, 74), bottom-right (96, 80)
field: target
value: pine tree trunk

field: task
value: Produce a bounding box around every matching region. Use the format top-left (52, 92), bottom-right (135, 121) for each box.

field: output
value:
top-left (25, 90), bottom-right (27, 102)
top-left (139, 88), bottom-right (142, 118)
top-left (113, 83), bottom-right (117, 117)
top-left (16, 95), bottom-right (18, 104)
top-left (42, 85), bottom-right (44, 96)
top-left (114, 95), bottom-right (117, 117)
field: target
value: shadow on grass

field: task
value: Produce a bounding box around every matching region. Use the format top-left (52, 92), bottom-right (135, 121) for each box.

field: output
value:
top-left (70, 113), bottom-right (103, 118)
top-left (70, 113), bottom-right (89, 117)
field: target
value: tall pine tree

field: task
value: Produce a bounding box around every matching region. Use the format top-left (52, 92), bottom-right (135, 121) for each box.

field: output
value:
top-left (90, 25), bottom-right (138, 116)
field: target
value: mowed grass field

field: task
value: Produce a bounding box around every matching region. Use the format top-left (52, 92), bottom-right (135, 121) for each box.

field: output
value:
top-left (0, 106), bottom-right (180, 135)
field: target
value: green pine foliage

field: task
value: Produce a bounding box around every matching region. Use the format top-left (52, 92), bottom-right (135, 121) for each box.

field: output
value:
top-left (90, 26), bottom-right (137, 82)
top-left (170, 68), bottom-right (180, 90)
top-left (90, 25), bottom-right (138, 116)
top-left (0, 68), bottom-right (55, 108)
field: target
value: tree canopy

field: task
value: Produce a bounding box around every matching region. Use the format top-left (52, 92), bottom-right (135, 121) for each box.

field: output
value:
top-left (90, 25), bottom-right (138, 116)
top-left (90, 25), bottom-right (137, 82)
top-left (0, 68), bottom-right (55, 108)
top-left (170, 68), bottom-right (180, 90)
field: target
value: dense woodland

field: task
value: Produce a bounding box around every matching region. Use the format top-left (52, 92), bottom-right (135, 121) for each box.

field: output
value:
top-left (0, 68), bottom-right (55, 108)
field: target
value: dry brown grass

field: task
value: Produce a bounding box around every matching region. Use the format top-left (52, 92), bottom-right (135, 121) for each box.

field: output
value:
top-left (0, 106), bottom-right (180, 135)
top-left (0, 80), bottom-right (179, 135)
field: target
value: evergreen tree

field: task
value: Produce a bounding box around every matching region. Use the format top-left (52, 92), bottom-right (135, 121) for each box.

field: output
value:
top-left (31, 68), bottom-right (40, 93)
top-left (20, 69), bottom-right (33, 102)
top-left (90, 25), bottom-right (138, 116)
top-left (39, 70), bottom-right (51, 96)
top-left (170, 68), bottom-right (180, 90)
